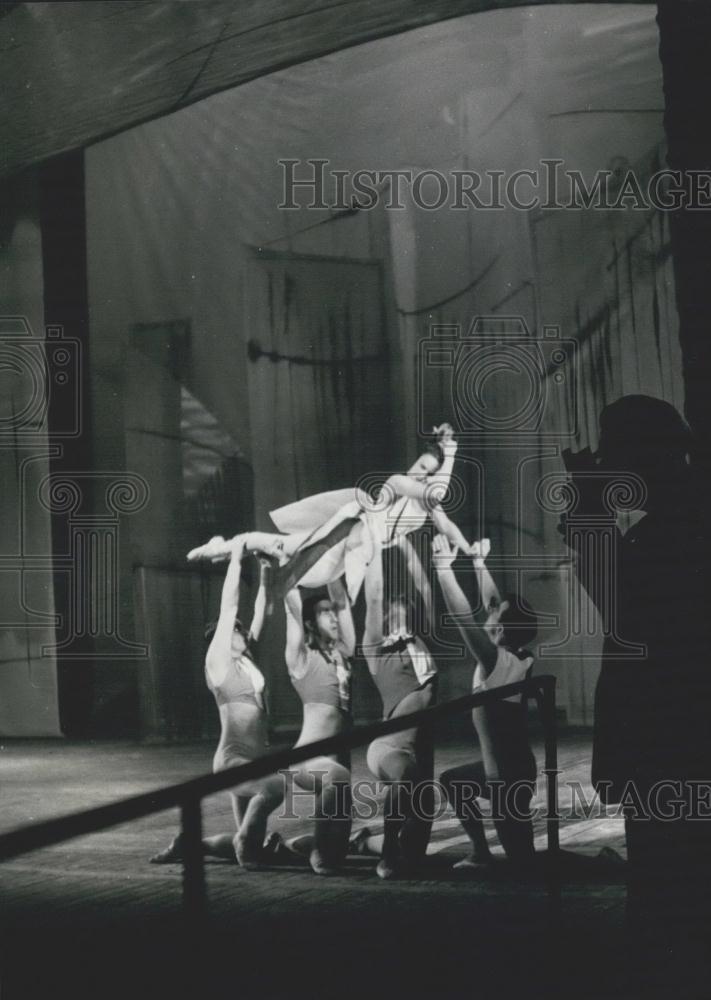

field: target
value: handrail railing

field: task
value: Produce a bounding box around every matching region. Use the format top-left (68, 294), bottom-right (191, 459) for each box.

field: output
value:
top-left (0, 675), bottom-right (558, 914)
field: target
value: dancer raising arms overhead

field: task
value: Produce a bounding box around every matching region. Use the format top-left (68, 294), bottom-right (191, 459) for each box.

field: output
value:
top-left (359, 541), bottom-right (439, 879)
top-left (151, 537), bottom-right (284, 869)
top-left (433, 534), bottom-right (539, 871)
top-left (283, 578), bottom-right (355, 875)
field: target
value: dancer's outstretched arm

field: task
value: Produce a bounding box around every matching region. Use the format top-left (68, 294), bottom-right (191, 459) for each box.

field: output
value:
top-left (471, 540), bottom-right (499, 613)
top-left (205, 536), bottom-right (246, 687)
top-left (430, 423), bottom-right (458, 496)
top-left (432, 534), bottom-right (498, 675)
top-left (284, 589), bottom-right (308, 679)
top-left (430, 507), bottom-right (473, 555)
top-left (328, 577), bottom-right (355, 659)
top-left (248, 556), bottom-right (273, 642)
top-left (362, 547), bottom-right (384, 674)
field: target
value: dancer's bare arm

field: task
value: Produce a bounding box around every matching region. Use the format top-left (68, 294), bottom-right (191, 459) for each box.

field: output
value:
top-left (284, 589), bottom-right (308, 679)
top-left (430, 423), bottom-right (458, 497)
top-left (432, 534), bottom-right (498, 675)
top-left (205, 536), bottom-right (246, 684)
top-left (248, 556), bottom-right (273, 642)
top-left (430, 507), bottom-right (474, 555)
top-left (328, 577), bottom-right (355, 658)
top-left (471, 540), bottom-right (499, 614)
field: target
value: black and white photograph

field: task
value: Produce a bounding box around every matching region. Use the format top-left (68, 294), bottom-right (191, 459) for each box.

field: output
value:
top-left (1, 2), bottom-right (711, 998)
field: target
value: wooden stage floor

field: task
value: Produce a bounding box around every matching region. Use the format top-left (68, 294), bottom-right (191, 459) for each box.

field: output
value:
top-left (0, 732), bottom-right (702, 1000)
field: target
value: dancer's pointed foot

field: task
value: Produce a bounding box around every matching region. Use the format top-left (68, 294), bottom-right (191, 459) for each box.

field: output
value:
top-left (150, 835), bottom-right (183, 864)
top-left (309, 848), bottom-right (338, 876)
top-left (234, 834), bottom-right (264, 871)
top-left (187, 536), bottom-right (233, 563)
top-left (452, 852), bottom-right (495, 871)
top-left (376, 853), bottom-right (409, 880)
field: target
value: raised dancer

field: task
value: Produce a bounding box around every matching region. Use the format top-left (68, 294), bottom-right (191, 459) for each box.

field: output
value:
top-left (187, 424), bottom-right (473, 602)
top-left (283, 577), bottom-right (355, 875)
top-left (151, 537), bottom-right (284, 869)
top-left (433, 535), bottom-right (539, 870)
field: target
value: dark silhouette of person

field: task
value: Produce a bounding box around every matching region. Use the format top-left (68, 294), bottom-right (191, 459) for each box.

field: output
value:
top-left (563, 395), bottom-right (711, 922)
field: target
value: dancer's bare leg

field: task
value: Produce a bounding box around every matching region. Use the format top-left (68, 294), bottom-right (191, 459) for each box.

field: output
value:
top-left (151, 792), bottom-right (260, 864)
top-left (196, 793), bottom-right (250, 862)
top-left (150, 831), bottom-right (236, 864)
top-left (250, 499), bottom-right (362, 562)
top-left (290, 758), bottom-right (352, 875)
top-left (187, 535), bottom-right (237, 563)
top-left (202, 834), bottom-right (238, 860)
top-left (440, 763), bottom-right (495, 869)
top-left (233, 774), bottom-right (285, 868)
top-left (366, 741), bottom-right (418, 880)
top-left (187, 533), bottom-right (293, 564)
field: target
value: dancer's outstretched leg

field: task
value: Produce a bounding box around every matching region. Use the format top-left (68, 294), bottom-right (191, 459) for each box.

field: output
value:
top-left (272, 518), bottom-right (361, 597)
top-left (187, 533), bottom-right (290, 563)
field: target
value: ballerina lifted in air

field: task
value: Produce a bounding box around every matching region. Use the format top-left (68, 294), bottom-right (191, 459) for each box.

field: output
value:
top-left (188, 423), bottom-right (473, 601)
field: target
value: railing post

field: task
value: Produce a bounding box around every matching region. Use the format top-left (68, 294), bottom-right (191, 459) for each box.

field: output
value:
top-left (180, 799), bottom-right (207, 919)
top-left (535, 678), bottom-right (560, 856)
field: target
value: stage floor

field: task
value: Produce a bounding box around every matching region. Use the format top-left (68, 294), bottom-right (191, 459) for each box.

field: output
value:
top-left (0, 733), bottom-right (696, 1000)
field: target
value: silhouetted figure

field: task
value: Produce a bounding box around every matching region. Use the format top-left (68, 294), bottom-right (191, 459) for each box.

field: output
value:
top-left (564, 395), bottom-right (711, 934)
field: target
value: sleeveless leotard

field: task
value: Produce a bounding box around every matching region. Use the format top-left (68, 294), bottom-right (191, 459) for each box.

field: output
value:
top-left (372, 636), bottom-right (436, 719)
top-left (291, 645), bottom-right (351, 714)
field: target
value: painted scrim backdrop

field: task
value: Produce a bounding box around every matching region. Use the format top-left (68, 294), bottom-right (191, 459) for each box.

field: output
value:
top-left (74, 5), bottom-right (683, 735)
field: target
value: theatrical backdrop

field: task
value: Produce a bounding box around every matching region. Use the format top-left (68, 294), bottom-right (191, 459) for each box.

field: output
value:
top-left (0, 2), bottom-right (688, 741)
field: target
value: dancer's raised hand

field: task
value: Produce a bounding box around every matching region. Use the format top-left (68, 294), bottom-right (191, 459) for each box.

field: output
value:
top-left (431, 533), bottom-right (458, 570)
top-left (433, 422), bottom-right (457, 458)
top-left (433, 422), bottom-right (454, 441)
top-left (470, 538), bottom-right (491, 563)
